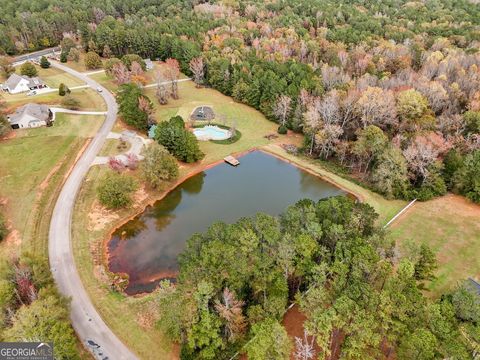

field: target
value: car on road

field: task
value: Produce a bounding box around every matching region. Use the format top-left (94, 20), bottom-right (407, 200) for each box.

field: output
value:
top-left (86, 339), bottom-right (100, 349)
top-left (96, 87), bottom-right (103, 93)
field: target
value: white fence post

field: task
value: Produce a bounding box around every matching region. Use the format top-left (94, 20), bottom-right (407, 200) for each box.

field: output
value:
top-left (383, 199), bottom-right (417, 229)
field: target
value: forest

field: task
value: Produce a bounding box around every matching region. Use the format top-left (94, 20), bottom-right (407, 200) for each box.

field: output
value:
top-left (2, 0), bottom-right (478, 202)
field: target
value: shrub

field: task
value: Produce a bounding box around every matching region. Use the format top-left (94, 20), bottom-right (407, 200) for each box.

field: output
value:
top-left (414, 169), bottom-right (447, 201)
top-left (142, 143), bottom-right (179, 188)
top-left (58, 83), bottom-right (70, 96)
top-left (463, 111), bottom-right (480, 135)
top-left (442, 149), bottom-right (464, 190)
top-left (39, 56), bottom-right (50, 69)
top-left (97, 173), bottom-right (137, 209)
top-left (61, 96), bottom-right (81, 110)
top-left (277, 124), bottom-right (288, 134)
top-left (121, 54), bottom-right (146, 71)
top-left (84, 51), bottom-right (102, 70)
top-left (0, 213), bottom-right (8, 241)
top-left (19, 62), bottom-right (37, 77)
top-left (60, 51), bottom-right (68, 63)
top-left (67, 48), bottom-right (80, 62)
top-left (0, 115), bottom-right (11, 138)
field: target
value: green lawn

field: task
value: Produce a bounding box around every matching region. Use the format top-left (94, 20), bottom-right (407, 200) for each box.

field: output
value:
top-left (1, 65), bottom-right (85, 88)
top-left (98, 138), bottom-right (131, 157)
top-left (2, 88), bottom-right (106, 112)
top-left (389, 194), bottom-right (480, 297)
top-left (35, 66), bottom-right (85, 88)
top-left (146, 81), bottom-right (279, 164)
top-left (0, 113), bottom-right (103, 256)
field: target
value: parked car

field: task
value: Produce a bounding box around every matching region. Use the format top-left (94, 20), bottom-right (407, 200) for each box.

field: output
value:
top-left (26, 90), bottom-right (37, 96)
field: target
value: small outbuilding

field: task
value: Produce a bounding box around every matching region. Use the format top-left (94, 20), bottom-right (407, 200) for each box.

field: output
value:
top-left (2, 73), bottom-right (47, 94)
top-left (8, 103), bottom-right (53, 129)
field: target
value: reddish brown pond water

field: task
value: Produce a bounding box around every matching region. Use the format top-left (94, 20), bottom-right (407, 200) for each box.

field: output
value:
top-left (108, 151), bottom-right (344, 294)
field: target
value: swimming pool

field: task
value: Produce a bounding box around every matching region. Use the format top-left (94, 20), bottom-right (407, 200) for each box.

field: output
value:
top-left (193, 125), bottom-right (231, 141)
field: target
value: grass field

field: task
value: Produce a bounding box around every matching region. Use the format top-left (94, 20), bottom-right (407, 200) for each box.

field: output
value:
top-left (0, 113), bottom-right (103, 256)
top-left (389, 194), bottom-right (480, 296)
top-left (98, 138), bottom-right (131, 157)
top-left (1, 87), bottom-right (106, 112)
top-left (0, 64), bottom-right (84, 88)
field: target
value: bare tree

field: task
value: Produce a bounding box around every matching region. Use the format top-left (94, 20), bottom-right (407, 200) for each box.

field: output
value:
top-left (294, 330), bottom-right (316, 360)
top-left (138, 96), bottom-right (154, 126)
top-left (304, 100), bottom-right (322, 155)
top-left (321, 64), bottom-right (351, 91)
top-left (355, 86), bottom-right (397, 130)
top-left (155, 70), bottom-right (168, 105)
top-left (273, 94), bottom-right (292, 126)
top-left (403, 133), bottom-right (449, 184)
top-left (130, 61), bottom-right (144, 77)
top-left (317, 90), bottom-right (341, 126)
top-left (164, 58), bottom-right (180, 99)
top-left (189, 57), bottom-right (205, 88)
top-left (214, 288), bottom-right (247, 341)
top-left (314, 123), bottom-right (343, 159)
top-left (111, 62), bottom-right (131, 85)
top-left (108, 157), bottom-right (125, 172)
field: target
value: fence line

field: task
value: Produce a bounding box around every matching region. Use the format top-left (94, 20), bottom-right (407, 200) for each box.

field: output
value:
top-left (383, 199), bottom-right (417, 229)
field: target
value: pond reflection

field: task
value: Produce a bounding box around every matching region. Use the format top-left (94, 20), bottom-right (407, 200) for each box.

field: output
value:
top-left (108, 151), bottom-right (344, 294)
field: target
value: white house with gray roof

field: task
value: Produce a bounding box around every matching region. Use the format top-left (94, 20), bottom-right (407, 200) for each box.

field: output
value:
top-left (7, 103), bottom-right (52, 129)
top-left (2, 73), bottom-right (47, 94)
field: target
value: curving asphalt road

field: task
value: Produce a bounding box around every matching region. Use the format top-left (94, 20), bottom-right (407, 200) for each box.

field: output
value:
top-left (48, 61), bottom-right (138, 360)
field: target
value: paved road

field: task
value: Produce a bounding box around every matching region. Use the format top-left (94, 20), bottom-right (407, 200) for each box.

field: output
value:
top-left (48, 61), bottom-right (138, 360)
top-left (13, 47), bottom-right (60, 64)
top-left (143, 78), bottom-right (191, 88)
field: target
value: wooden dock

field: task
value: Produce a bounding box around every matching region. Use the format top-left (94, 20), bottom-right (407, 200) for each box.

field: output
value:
top-left (224, 155), bottom-right (240, 166)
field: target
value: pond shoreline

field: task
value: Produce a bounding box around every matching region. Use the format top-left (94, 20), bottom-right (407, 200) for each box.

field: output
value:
top-left (102, 146), bottom-right (361, 297)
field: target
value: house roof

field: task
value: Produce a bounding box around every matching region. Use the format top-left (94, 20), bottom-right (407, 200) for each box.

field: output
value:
top-left (8, 103), bottom-right (51, 125)
top-left (26, 77), bottom-right (45, 88)
top-left (4, 73), bottom-right (45, 90)
top-left (4, 73), bottom-right (26, 90)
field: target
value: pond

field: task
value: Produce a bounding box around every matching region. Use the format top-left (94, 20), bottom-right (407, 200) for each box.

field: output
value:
top-left (108, 151), bottom-right (344, 294)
